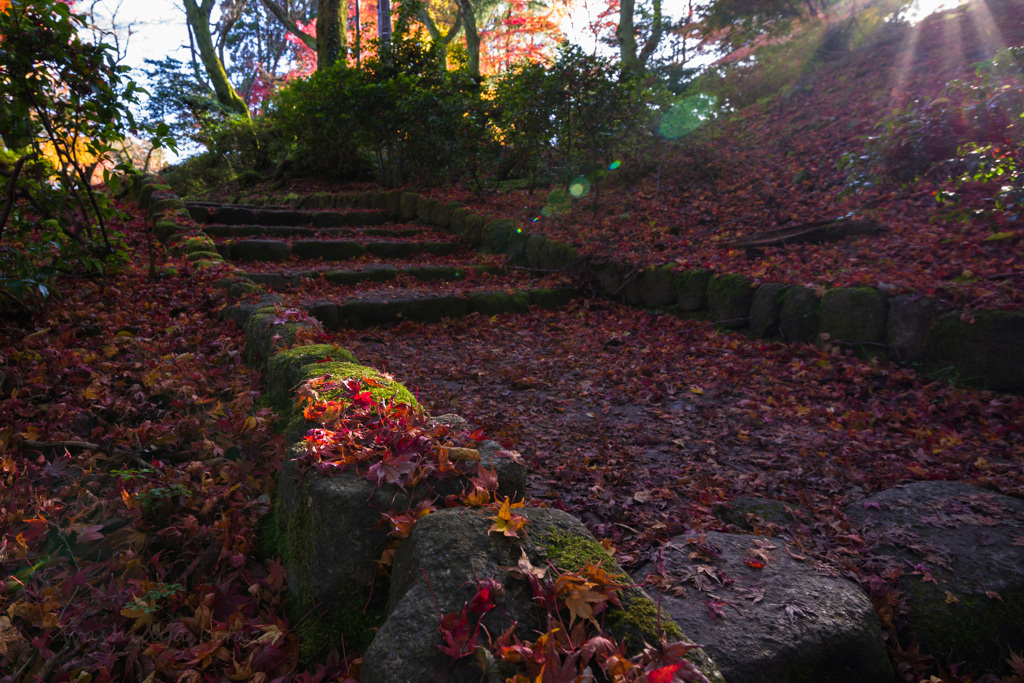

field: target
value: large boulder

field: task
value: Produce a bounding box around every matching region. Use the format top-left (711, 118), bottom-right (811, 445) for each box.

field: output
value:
top-left (846, 481), bottom-right (1024, 674)
top-left (361, 507), bottom-right (723, 683)
top-left (632, 531), bottom-right (893, 683)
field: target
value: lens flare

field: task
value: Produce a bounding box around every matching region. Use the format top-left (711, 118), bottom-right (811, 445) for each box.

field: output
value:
top-left (569, 176), bottom-right (590, 198)
top-left (609, 161), bottom-right (621, 170)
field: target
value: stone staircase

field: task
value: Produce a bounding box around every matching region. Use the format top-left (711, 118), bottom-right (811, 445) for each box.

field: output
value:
top-left (131, 177), bottom-right (1024, 682)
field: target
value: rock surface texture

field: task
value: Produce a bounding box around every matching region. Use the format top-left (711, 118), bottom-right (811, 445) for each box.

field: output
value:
top-left (632, 532), bottom-right (894, 683)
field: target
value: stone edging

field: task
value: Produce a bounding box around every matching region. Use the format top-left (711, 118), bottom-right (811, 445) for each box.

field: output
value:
top-left (254, 187), bottom-right (1024, 395)
top-left (122, 174), bottom-right (725, 681)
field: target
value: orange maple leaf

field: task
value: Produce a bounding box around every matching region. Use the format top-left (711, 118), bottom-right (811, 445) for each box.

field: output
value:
top-left (488, 497), bottom-right (526, 537)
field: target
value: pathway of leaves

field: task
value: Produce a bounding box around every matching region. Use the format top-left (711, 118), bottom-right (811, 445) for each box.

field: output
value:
top-left (0, 205), bottom-right (345, 681)
top-left (331, 302), bottom-right (1024, 581)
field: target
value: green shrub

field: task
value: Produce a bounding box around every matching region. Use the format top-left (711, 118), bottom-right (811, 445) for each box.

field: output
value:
top-left (842, 46), bottom-right (1024, 226)
top-left (267, 40), bottom-right (488, 187)
top-left (491, 44), bottom-right (664, 199)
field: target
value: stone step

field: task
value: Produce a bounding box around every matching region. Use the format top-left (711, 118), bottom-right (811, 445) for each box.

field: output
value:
top-left (241, 264), bottom-right (504, 289)
top-left (187, 203), bottom-right (389, 227)
top-left (300, 287), bottom-right (576, 330)
top-left (216, 238), bottom-right (466, 262)
top-left (203, 224), bottom-right (426, 239)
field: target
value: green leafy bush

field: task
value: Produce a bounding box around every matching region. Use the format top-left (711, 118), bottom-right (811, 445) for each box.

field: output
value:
top-left (0, 0), bottom-right (173, 309)
top-left (842, 46), bottom-right (1024, 226)
top-left (491, 44), bottom-right (664, 196)
top-left (267, 36), bottom-right (488, 187)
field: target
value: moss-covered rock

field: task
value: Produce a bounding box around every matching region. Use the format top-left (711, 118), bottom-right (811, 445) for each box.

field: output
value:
top-left (230, 239), bottom-right (292, 262)
top-left (635, 265), bottom-right (678, 308)
top-left (525, 234), bottom-right (547, 268)
top-left (749, 283), bottom-right (790, 338)
top-left (463, 213), bottom-right (487, 245)
top-left (482, 219), bottom-right (514, 253)
top-left (324, 266), bottom-right (397, 285)
top-left (676, 269), bottom-right (712, 311)
top-left (449, 207), bottom-right (470, 234)
top-left (185, 250), bottom-right (222, 262)
top-left (153, 220), bottom-right (183, 242)
top-left (467, 291), bottom-right (530, 315)
top-left (819, 287), bottom-right (888, 346)
top-left (398, 192), bottom-right (418, 221)
top-left (419, 241), bottom-right (461, 256)
top-left (292, 239), bottom-right (367, 260)
top-left (415, 196), bottom-right (437, 223)
top-left (265, 343), bottom-right (359, 410)
top-left (779, 285), bottom-right (821, 343)
top-left (527, 287), bottom-right (575, 309)
top-left (887, 294), bottom-right (942, 360)
top-left (707, 273), bottom-right (755, 329)
top-left (923, 310), bottom-right (1024, 392)
top-left (847, 481), bottom-right (1024, 674)
top-left (365, 241), bottom-right (420, 258)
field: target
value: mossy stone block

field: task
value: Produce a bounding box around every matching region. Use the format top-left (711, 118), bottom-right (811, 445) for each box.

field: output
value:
top-left (297, 361), bottom-right (418, 409)
top-left (594, 261), bottom-right (624, 297)
top-left (505, 228), bottom-right (530, 262)
top-left (416, 196), bottom-right (438, 223)
top-left (820, 287), bottom-right (888, 345)
top-left (324, 266), bottom-right (397, 285)
top-left (528, 288), bottom-right (575, 309)
top-left (525, 234), bottom-right (547, 268)
top-left (384, 190), bottom-right (403, 217)
top-left (482, 219), bottom-right (514, 253)
top-left (463, 213), bottom-right (487, 245)
top-left (399, 192), bottom-right (419, 221)
top-left (449, 207), bottom-right (470, 234)
top-left (887, 294), bottom-right (941, 363)
top-left (147, 197), bottom-right (186, 220)
top-left (305, 300), bottom-right (340, 331)
top-left (153, 220), bottom-right (183, 242)
top-left (539, 240), bottom-right (576, 271)
top-left (397, 295), bottom-right (469, 323)
top-left (749, 283), bottom-right (790, 338)
top-left (366, 242), bottom-right (419, 258)
top-left (185, 250), bottom-right (222, 262)
top-left (403, 266), bottom-right (461, 282)
top-left (265, 343), bottom-right (358, 409)
top-left (231, 239), bottom-right (292, 262)
top-left (676, 269), bottom-right (712, 311)
top-left (779, 285), bottom-right (821, 343)
top-left (708, 273), bottom-right (755, 329)
top-left (429, 201), bottom-right (452, 229)
top-left (467, 291), bottom-right (529, 315)
top-left (292, 240), bottom-right (367, 261)
top-left (420, 241), bottom-right (462, 256)
top-left (244, 310), bottom-right (301, 367)
top-left (636, 266), bottom-right (678, 308)
top-left (924, 310), bottom-right (1024, 392)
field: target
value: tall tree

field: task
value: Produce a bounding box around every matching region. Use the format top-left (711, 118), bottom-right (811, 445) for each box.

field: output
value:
top-left (260, 0), bottom-right (347, 70)
top-left (616, 0), bottom-right (665, 76)
top-left (182, 0), bottom-right (250, 116)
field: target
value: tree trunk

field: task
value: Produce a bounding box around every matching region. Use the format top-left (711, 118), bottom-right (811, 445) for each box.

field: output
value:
top-left (455, 0), bottom-right (479, 78)
top-left (317, 0), bottom-right (347, 69)
top-left (617, 0), bottom-right (664, 76)
top-left (260, 0), bottom-right (317, 51)
top-left (378, 0), bottom-right (392, 51)
top-left (183, 0), bottom-right (250, 117)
